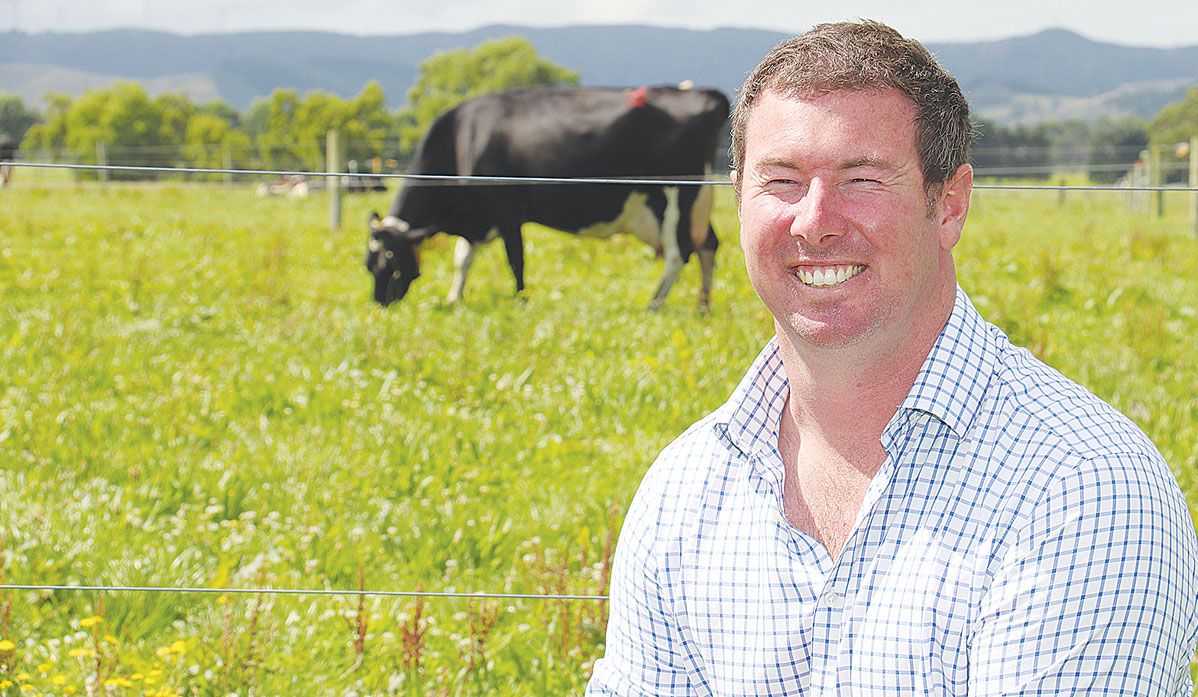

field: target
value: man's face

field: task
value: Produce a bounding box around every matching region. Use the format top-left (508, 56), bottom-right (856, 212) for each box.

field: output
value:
top-left (735, 88), bottom-right (970, 352)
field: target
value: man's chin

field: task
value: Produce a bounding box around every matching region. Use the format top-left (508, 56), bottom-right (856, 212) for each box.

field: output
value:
top-left (776, 312), bottom-right (878, 351)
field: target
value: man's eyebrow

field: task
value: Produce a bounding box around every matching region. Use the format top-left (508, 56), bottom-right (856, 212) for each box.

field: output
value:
top-left (752, 156), bottom-right (902, 171)
top-left (754, 156), bottom-right (801, 170)
top-left (839, 157), bottom-right (899, 170)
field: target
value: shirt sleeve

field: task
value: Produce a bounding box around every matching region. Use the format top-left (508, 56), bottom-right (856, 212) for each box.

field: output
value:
top-left (586, 466), bottom-right (702, 696)
top-left (968, 451), bottom-right (1198, 696)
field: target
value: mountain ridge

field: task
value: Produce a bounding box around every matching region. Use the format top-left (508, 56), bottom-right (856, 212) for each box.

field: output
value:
top-left (2, 25), bottom-right (1195, 124)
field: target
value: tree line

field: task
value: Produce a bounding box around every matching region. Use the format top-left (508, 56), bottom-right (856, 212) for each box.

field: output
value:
top-left (0, 37), bottom-right (577, 180)
top-left (972, 103), bottom-right (1195, 183)
top-left (1, 34), bottom-right (1196, 182)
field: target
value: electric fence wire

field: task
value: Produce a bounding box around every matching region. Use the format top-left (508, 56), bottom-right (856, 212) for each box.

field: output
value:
top-left (3, 161), bottom-right (1197, 192)
top-left (0, 584), bottom-right (607, 602)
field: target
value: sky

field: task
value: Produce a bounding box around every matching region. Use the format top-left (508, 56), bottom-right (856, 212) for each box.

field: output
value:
top-left (1, 0), bottom-right (1196, 48)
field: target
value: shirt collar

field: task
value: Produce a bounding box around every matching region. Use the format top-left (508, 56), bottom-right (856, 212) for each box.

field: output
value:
top-left (717, 287), bottom-right (996, 456)
top-left (718, 339), bottom-right (788, 459)
top-left (896, 287), bottom-right (996, 441)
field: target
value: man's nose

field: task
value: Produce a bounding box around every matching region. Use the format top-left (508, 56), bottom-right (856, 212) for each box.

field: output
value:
top-left (789, 180), bottom-right (845, 245)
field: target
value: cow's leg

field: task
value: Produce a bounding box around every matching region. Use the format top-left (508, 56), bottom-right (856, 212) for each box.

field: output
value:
top-left (697, 227), bottom-right (717, 314)
top-left (690, 176), bottom-right (717, 313)
top-left (447, 237), bottom-right (481, 303)
top-left (648, 186), bottom-right (684, 311)
top-left (501, 225), bottom-right (525, 295)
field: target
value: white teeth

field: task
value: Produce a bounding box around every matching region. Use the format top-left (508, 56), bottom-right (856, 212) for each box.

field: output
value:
top-left (794, 264), bottom-right (864, 287)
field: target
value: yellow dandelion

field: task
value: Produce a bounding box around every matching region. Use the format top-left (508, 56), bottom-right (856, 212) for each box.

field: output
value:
top-left (168, 639), bottom-right (186, 654)
top-left (51, 675), bottom-right (68, 686)
top-left (0, 680), bottom-right (12, 689)
top-left (154, 646), bottom-right (170, 658)
top-left (16, 673), bottom-right (31, 681)
top-left (68, 648), bottom-right (95, 658)
top-left (0, 638), bottom-right (15, 651)
top-left (147, 669), bottom-right (162, 677)
top-left (216, 595), bottom-right (227, 605)
top-left (19, 684), bottom-right (34, 692)
top-left (36, 662), bottom-right (52, 673)
top-left (65, 687), bottom-right (78, 695)
top-left (78, 616), bottom-right (102, 628)
top-left (130, 673), bottom-right (144, 680)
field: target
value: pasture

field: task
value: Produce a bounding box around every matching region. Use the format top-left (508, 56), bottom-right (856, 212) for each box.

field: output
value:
top-left (0, 179), bottom-right (1196, 695)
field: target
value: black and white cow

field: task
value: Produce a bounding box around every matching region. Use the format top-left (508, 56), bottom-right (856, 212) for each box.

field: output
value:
top-left (365, 85), bottom-right (730, 310)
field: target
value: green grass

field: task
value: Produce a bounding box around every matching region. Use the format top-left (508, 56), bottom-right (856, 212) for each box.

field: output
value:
top-left (0, 180), bottom-right (1195, 695)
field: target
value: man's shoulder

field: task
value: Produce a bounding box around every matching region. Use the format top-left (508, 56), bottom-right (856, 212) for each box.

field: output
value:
top-left (642, 410), bottom-right (737, 497)
top-left (986, 331), bottom-right (1161, 464)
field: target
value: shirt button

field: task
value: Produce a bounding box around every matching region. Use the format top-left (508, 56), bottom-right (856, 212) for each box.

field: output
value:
top-left (820, 590), bottom-right (844, 609)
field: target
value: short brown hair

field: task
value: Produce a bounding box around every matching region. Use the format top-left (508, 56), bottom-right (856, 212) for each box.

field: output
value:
top-left (731, 20), bottom-right (972, 193)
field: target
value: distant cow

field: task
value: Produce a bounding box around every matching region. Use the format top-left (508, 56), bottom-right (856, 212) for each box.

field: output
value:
top-left (365, 85), bottom-right (729, 310)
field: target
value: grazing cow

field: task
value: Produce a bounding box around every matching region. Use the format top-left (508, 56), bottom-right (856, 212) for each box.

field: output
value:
top-left (365, 85), bottom-right (729, 310)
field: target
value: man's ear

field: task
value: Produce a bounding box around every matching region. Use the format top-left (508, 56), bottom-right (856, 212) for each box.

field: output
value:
top-left (937, 164), bottom-right (972, 251)
top-left (730, 169), bottom-right (741, 208)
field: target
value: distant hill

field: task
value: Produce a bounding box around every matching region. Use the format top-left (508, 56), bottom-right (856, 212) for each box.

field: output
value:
top-left (2, 25), bottom-right (1196, 125)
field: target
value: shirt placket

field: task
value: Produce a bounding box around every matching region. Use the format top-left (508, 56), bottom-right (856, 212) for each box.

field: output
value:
top-left (815, 413), bottom-right (916, 690)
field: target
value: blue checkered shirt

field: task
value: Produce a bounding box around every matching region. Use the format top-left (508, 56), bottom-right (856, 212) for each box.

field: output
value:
top-left (588, 288), bottom-right (1198, 696)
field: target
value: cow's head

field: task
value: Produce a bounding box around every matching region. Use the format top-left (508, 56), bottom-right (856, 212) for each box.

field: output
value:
top-left (365, 212), bottom-right (422, 306)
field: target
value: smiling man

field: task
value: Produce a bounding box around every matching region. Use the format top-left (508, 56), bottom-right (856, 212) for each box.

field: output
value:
top-left (587, 20), bottom-right (1198, 696)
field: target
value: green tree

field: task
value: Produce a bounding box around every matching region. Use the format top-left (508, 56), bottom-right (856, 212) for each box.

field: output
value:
top-left (1040, 119), bottom-right (1091, 171)
top-left (199, 99), bottom-right (241, 127)
top-left (23, 83), bottom-right (187, 179)
top-left (971, 119), bottom-right (1053, 179)
top-left (21, 93), bottom-right (71, 157)
top-left (341, 81), bottom-right (394, 165)
top-left (1148, 85), bottom-right (1198, 147)
top-left (183, 113), bottom-right (253, 177)
top-left (398, 36), bottom-right (579, 153)
top-left (1087, 116), bottom-right (1148, 184)
top-left (251, 88), bottom-right (304, 169)
top-left (250, 82), bottom-right (396, 171)
top-left (155, 93), bottom-right (197, 146)
top-left (1147, 87), bottom-right (1198, 182)
top-left (0, 94), bottom-right (41, 145)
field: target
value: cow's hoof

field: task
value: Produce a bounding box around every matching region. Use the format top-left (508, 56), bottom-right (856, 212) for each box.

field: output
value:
top-left (647, 298), bottom-right (665, 312)
top-left (697, 302), bottom-right (710, 315)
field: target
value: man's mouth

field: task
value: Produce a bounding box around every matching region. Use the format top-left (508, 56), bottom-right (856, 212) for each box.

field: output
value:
top-left (792, 264), bottom-right (866, 288)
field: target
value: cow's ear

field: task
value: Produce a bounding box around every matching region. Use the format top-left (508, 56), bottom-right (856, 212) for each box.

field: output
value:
top-left (368, 211), bottom-right (382, 230)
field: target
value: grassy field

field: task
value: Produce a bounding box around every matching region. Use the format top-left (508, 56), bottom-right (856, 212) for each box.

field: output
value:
top-left (0, 177), bottom-right (1195, 696)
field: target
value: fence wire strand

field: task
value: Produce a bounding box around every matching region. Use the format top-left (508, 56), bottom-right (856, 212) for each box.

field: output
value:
top-left (0, 583), bottom-right (607, 602)
top-left (3, 161), bottom-right (1197, 192)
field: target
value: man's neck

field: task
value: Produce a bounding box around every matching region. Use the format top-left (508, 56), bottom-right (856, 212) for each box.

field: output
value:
top-left (775, 298), bottom-right (954, 471)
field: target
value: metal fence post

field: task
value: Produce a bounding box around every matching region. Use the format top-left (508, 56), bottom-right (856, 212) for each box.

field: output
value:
top-left (327, 130), bottom-right (343, 232)
top-left (1189, 135), bottom-right (1197, 238)
top-left (1150, 144), bottom-right (1164, 218)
